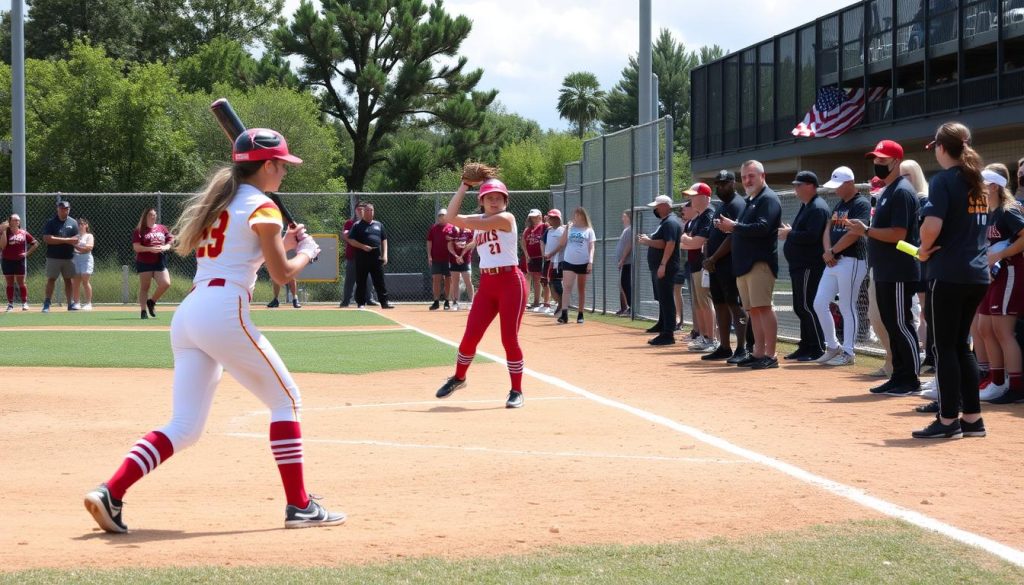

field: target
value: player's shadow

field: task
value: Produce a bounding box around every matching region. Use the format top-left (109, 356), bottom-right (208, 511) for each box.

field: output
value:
top-left (74, 527), bottom-right (281, 543)
top-left (868, 438), bottom-right (957, 448)
top-left (397, 406), bottom-right (506, 413)
top-left (814, 394), bottom-right (897, 404)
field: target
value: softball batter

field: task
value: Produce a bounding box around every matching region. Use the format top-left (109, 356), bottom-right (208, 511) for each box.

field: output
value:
top-left (84, 128), bottom-right (345, 532)
top-left (435, 163), bottom-right (528, 408)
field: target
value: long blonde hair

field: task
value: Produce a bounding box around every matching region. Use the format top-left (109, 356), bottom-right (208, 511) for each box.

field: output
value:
top-left (900, 159), bottom-right (928, 197)
top-left (173, 162), bottom-right (262, 256)
top-left (985, 163), bottom-right (1015, 211)
top-left (572, 206), bottom-right (592, 228)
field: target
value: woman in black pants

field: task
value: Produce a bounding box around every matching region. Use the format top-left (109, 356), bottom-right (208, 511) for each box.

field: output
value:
top-left (914, 121), bottom-right (990, 439)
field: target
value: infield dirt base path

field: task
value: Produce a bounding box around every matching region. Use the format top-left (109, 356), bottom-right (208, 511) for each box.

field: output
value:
top-left (2, 305), bottom-right (1022, 570)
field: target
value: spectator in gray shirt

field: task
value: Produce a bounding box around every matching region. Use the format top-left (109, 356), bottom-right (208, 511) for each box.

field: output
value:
top-left (615, 210), bottom-right (632, 315)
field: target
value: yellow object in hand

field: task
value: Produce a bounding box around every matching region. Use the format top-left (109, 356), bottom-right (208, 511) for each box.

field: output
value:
top-left (896, 240), bottom-right (919, 258)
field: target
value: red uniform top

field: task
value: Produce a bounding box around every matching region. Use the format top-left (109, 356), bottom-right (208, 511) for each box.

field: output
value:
top-left (2, 228), bottom-right (35, 261)
top-left (448, 226), bottom-right (472, 263)
top-left (343, 218), bottom-right (356, 260)
top-left (133, 224), bottom-right (173, 264)
top-left (427, 223), bottom-right (453, 262)
top-left (523, 223), bottom-right (544, 259)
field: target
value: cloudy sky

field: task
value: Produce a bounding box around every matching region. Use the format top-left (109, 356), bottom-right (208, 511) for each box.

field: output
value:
top-left (4, 0), bottom-right (858, 129)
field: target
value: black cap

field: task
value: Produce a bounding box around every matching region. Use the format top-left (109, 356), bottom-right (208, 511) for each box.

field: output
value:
top-left (57, 200), bottom-right (70, 208)
top-left (792, 170), bottom-right (819, 187)
top-left (714, 170), bottom-right (735, 183)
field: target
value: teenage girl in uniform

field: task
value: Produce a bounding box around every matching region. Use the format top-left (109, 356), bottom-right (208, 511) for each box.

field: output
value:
top-left (0, 214), bottom-right (38, 311)
top-left (435, 172), bottom-right (529, 408)
top-left (133, 208), bottom-right (173, 319)
top-left (84, 128), bottom-right (345, 532)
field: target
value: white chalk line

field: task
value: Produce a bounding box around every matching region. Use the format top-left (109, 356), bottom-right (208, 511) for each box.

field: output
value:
top-left (223, 432), bottom-right (746, 465)
top-left (399, 321), bottom-right (1024, 567)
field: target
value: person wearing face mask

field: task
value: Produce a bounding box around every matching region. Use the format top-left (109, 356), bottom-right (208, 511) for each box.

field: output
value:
top-left (638, 194), bottom-right (683, 345)
top-left (715, 160), bottom-right (783, 370)
top-left (846, 140), bottom-right (922, 396)
top-left (701, 171), bottom-right (750, 363)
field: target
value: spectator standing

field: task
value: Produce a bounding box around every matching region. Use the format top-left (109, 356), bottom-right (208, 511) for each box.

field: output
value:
top-left (815, 167), bottom-right (871, 365)
top-left (780, 171), bottom-right (829, 362)
top-left (133, 207), bottom-right (173, 320)
top-left (615, 210), bottom-right (632, 315)
top-left (902, 159), bottom-right (933, 372)
top-left (268, 280), bottom-right (300, 308)
top-left (676, 202), bottom-right (695, 333)
top-left (557, 207), bottom-right (596, 324)
top-left (522, 209), bottom-right (547, 310)
top-left (339, 203), bottom-right (376, 307)
top-left (679, 183), bottom-right (717, 351)
top-left (542, 210), bottom-right (566, 315)
top-left (638, 194), bottom-right (682, 345)
top-left (715, 160), bottom-right (783, 369)
top-left (427, 209), bottom-right (453, 310)
top-left (346, 202), bottom-right (393, 309)
top-left (975, 164), bottom-right (1024, 404)
top-left (846, 140), bottom-right (922, 396)
top-left (41, 200), bottom-right (80, 312)
top-left (447, 223), bottom-right (476, 310)
top-left (912, 122), bottom-right (990, 438)
top-left (71, 217), bottom-right (95, 310)
top-left (1, 213), bottom-right (38, 311)
top-left (701, 171), bottom-right (750, 363)
top-left (865, 177), bottom-right (895, 378)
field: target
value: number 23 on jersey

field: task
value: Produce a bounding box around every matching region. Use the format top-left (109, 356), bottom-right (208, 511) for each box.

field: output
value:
top-left (196, 210), bottom-right (229, 258)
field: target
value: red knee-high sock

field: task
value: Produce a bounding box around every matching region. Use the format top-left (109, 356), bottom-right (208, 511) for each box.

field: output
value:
top-left (106, 430), bottom-right (175, 500)
top-left (991, 368), bottom-right (1005, 385)
top-left (18, 285), bottom-right (26, 302)
top-left (455, 352), bottom-right (474, 379)
top-left (270, 421), bottom-right (309, 509)
top-left (5, 285), bottom-right (13, 303)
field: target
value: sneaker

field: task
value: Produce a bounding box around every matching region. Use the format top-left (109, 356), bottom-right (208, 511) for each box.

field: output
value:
top-left (979, 382), bottom-right (1008, 401)
top-left (915, 400), bottom-right (940, 413)
top-left (4, 304), bottom-right (11, 312)
top-left (697, 339), bottom-right (720, 354)
top-left (783, 349), bottom-right (807, 360)
top-left (920, 379), bottom-right (937, 400)
top-left (647, 335), bottom-right (675, 346)
top-left (146, 299), bottom-right (156, 317)
top-left (735, 354), bottom-right (760, 367)
top-left (357, 305), bottom-right (365, 309)
top-left (21, 302), bottom-right (28, 311)
top-left (884, 384), bottom-right (921, 397)
top-left (505, 390), bottom-right (524, 409)
top-left (84, 484), bottom-right (127, 533)
top-left (82, 303), bottom-right (93, 311)
top-left (750, 356), bottom-right (779, 370)
top-left (292, 298), bottom-right (302, 309)
top-left (576, 312), bottom-right (584, 324)
top-left (452, 302), bottom-right (460, 311)
top-left (825, 352), bottom-right (855, 366)
top-left (429, 300), bottom-right (440, 311)
top-left (267, 298), bottom-right (280, 308)
top-left (366, 300), bottom-right (379, 306)
top-left (443, 300), bottom-right (451, 311)
top-left (532, 304), bottom-right (547, 313)
top-left (380, 304), bottom-right (395, 309)
top-left (920, 364), bottom-right (936, 374)
top-left (436, 376), bottom-right (466, 399)
top-left (987, 388), bottom-right (1024, 404)
top-left (557, 310), bottom-right (568, 324)
top-left (701, 347), bottom-right (734, 361)
top-left (687, 337), bottom-right (708, 351)
top-left (912, 417), bottom-right (963, 439)
top-left (797, 352), bottom-right (824, 362)
top-left (543, 306), bottom-right (555, 315)
top-left (814, 346), bottom-right (843, 364)
top-left (68, 302), bottom-right (80, 311)
top-left (726, 350), bottom-right (750, 365)
top-left (869, 380), bottom-right (896, 394)
top-left (141, 310), bottom-right (148, 320)
top-left (978, 375), bottom-right (993, 390)
top-left (42, 300), bottom-right (50, 313)
top-left (284, 496), bottom-right (347, 529)
top-left (960, 417), bottom-right (987, 437)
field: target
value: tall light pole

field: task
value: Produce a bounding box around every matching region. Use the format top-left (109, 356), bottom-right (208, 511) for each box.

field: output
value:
top-left (12, 0), bottom-right (27, 219)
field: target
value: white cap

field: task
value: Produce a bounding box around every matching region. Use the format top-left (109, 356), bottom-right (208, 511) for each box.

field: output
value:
top-left (437, 208), bottom-right (447, 215)
top-left (528, 208), bottom-right (542, 217)
top-left (822, 166), bottom-right (855, 189)
top-left (647, 194), bottom-right (673, 207)
top-left (982, 169), bottom-right (1008, 188)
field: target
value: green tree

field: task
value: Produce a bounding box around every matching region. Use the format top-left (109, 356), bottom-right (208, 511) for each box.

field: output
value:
top-left (499, 132), bottom-right (583, 191)
top-left (173, 36), bottom-right (298, 93)
top-left (22, 0), bottom-right (145, 62)
top-left (275, 0), bottom-right (498, 191)
top-left (556, 71), bottom-right (606, 139)
top-left (602, 29), bottom-right (725, 150)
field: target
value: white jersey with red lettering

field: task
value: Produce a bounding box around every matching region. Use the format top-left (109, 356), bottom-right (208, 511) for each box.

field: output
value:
top-left (193, 183), bottom-right (283, 291)
top-left (475, 216), bottom-right (519, 269)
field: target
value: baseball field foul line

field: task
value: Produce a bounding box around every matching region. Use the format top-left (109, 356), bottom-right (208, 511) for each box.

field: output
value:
top-left (399, 321), bottom-right (1024, 568)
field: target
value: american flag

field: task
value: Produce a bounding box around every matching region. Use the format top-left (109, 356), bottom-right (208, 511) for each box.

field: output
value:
top-left (792, 86), bottom-right (888, 138)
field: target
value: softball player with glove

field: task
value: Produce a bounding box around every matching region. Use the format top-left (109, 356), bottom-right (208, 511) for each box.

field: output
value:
top-left (84, 128), bottom-right (345, 533)
top-left (435, 163), bottom-right (528, 408)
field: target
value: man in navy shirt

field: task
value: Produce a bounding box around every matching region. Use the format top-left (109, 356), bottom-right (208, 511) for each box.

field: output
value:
top-left (780, 171), bottom-right (829, 362)
top-left (41, 200), bottom-right (80, 313)
top-left (638, 194), bottom-right (682, 345)
top-left (847, 140), bottom-right (921, 395)
top-left (702, 171), bottom-right (750, 363)
top-left (716, 160), bottom-right (783, 369)
top-left (346, 203), bottom-right (393, 309)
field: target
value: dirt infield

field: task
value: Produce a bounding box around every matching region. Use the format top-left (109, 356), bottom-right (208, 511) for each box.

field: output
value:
top-left (3, 306), bottom-right (1023, 570)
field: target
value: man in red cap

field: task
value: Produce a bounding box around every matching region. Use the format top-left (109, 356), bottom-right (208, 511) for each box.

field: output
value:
top-left (679, 182), bottom-right (717, 351)
top-left (846, 139), bottom-right (922, 395)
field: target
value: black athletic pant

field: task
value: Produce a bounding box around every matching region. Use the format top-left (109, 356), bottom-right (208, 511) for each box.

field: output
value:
top-left (655, 266), bottom-right (677, 336)
top-left (355, 253), bottom-right (389, 306)
top-left (790, 266), bottom-right (825, 355)
top-left (620, 264), bottom-right (632, 310)
top-left (928, 280), bottom-right (987, 420)
top-left (875, 281), bottom-right (920, 386)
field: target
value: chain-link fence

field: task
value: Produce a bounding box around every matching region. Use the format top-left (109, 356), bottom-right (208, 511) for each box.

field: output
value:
top-left (0, 190), bottom-right (549, 306)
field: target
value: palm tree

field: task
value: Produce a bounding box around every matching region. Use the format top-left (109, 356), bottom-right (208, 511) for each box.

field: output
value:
top-left (557, 71), bottom-right (607, 139)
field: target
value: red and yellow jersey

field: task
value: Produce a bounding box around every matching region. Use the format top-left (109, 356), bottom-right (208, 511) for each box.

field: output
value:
top-left (193, 184), bottom-right (283, 291)
top-left (475, 216), bottom-right (519, 269)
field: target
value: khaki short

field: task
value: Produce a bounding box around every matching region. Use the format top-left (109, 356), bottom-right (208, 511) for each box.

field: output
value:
top-left (45, 257), bottom-right (76, 280)
top-left (736, 261), bottom-right (775, 309)
top-left (691, 270), bottom-right (712, 310)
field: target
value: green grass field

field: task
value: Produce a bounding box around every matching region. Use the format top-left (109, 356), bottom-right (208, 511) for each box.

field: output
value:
top-left (0, 307), bottom-right (395, 328)
top-left (4, 520), bottom-right (1022, 584)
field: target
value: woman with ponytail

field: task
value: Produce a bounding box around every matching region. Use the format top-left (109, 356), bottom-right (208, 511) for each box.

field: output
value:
top-left (913, 122), bottom-right (990, 439)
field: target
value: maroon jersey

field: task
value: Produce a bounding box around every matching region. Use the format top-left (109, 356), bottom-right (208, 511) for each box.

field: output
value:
top-left (427, 223), bottom-right (453, 262)
top-left (448, 226), bottom-right (473, 262)
top-left (523, 223), bottom-right (544, 259)
top-left (343, 218), bottom-right (357, 260)
top-left (133, 224), bottom-right (172, 264)
top-left (2, 228), bottom-right (35, 261)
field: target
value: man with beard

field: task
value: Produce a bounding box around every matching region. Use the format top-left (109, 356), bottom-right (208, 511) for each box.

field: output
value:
top-left (700, 170), bottom-right (750, 363)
